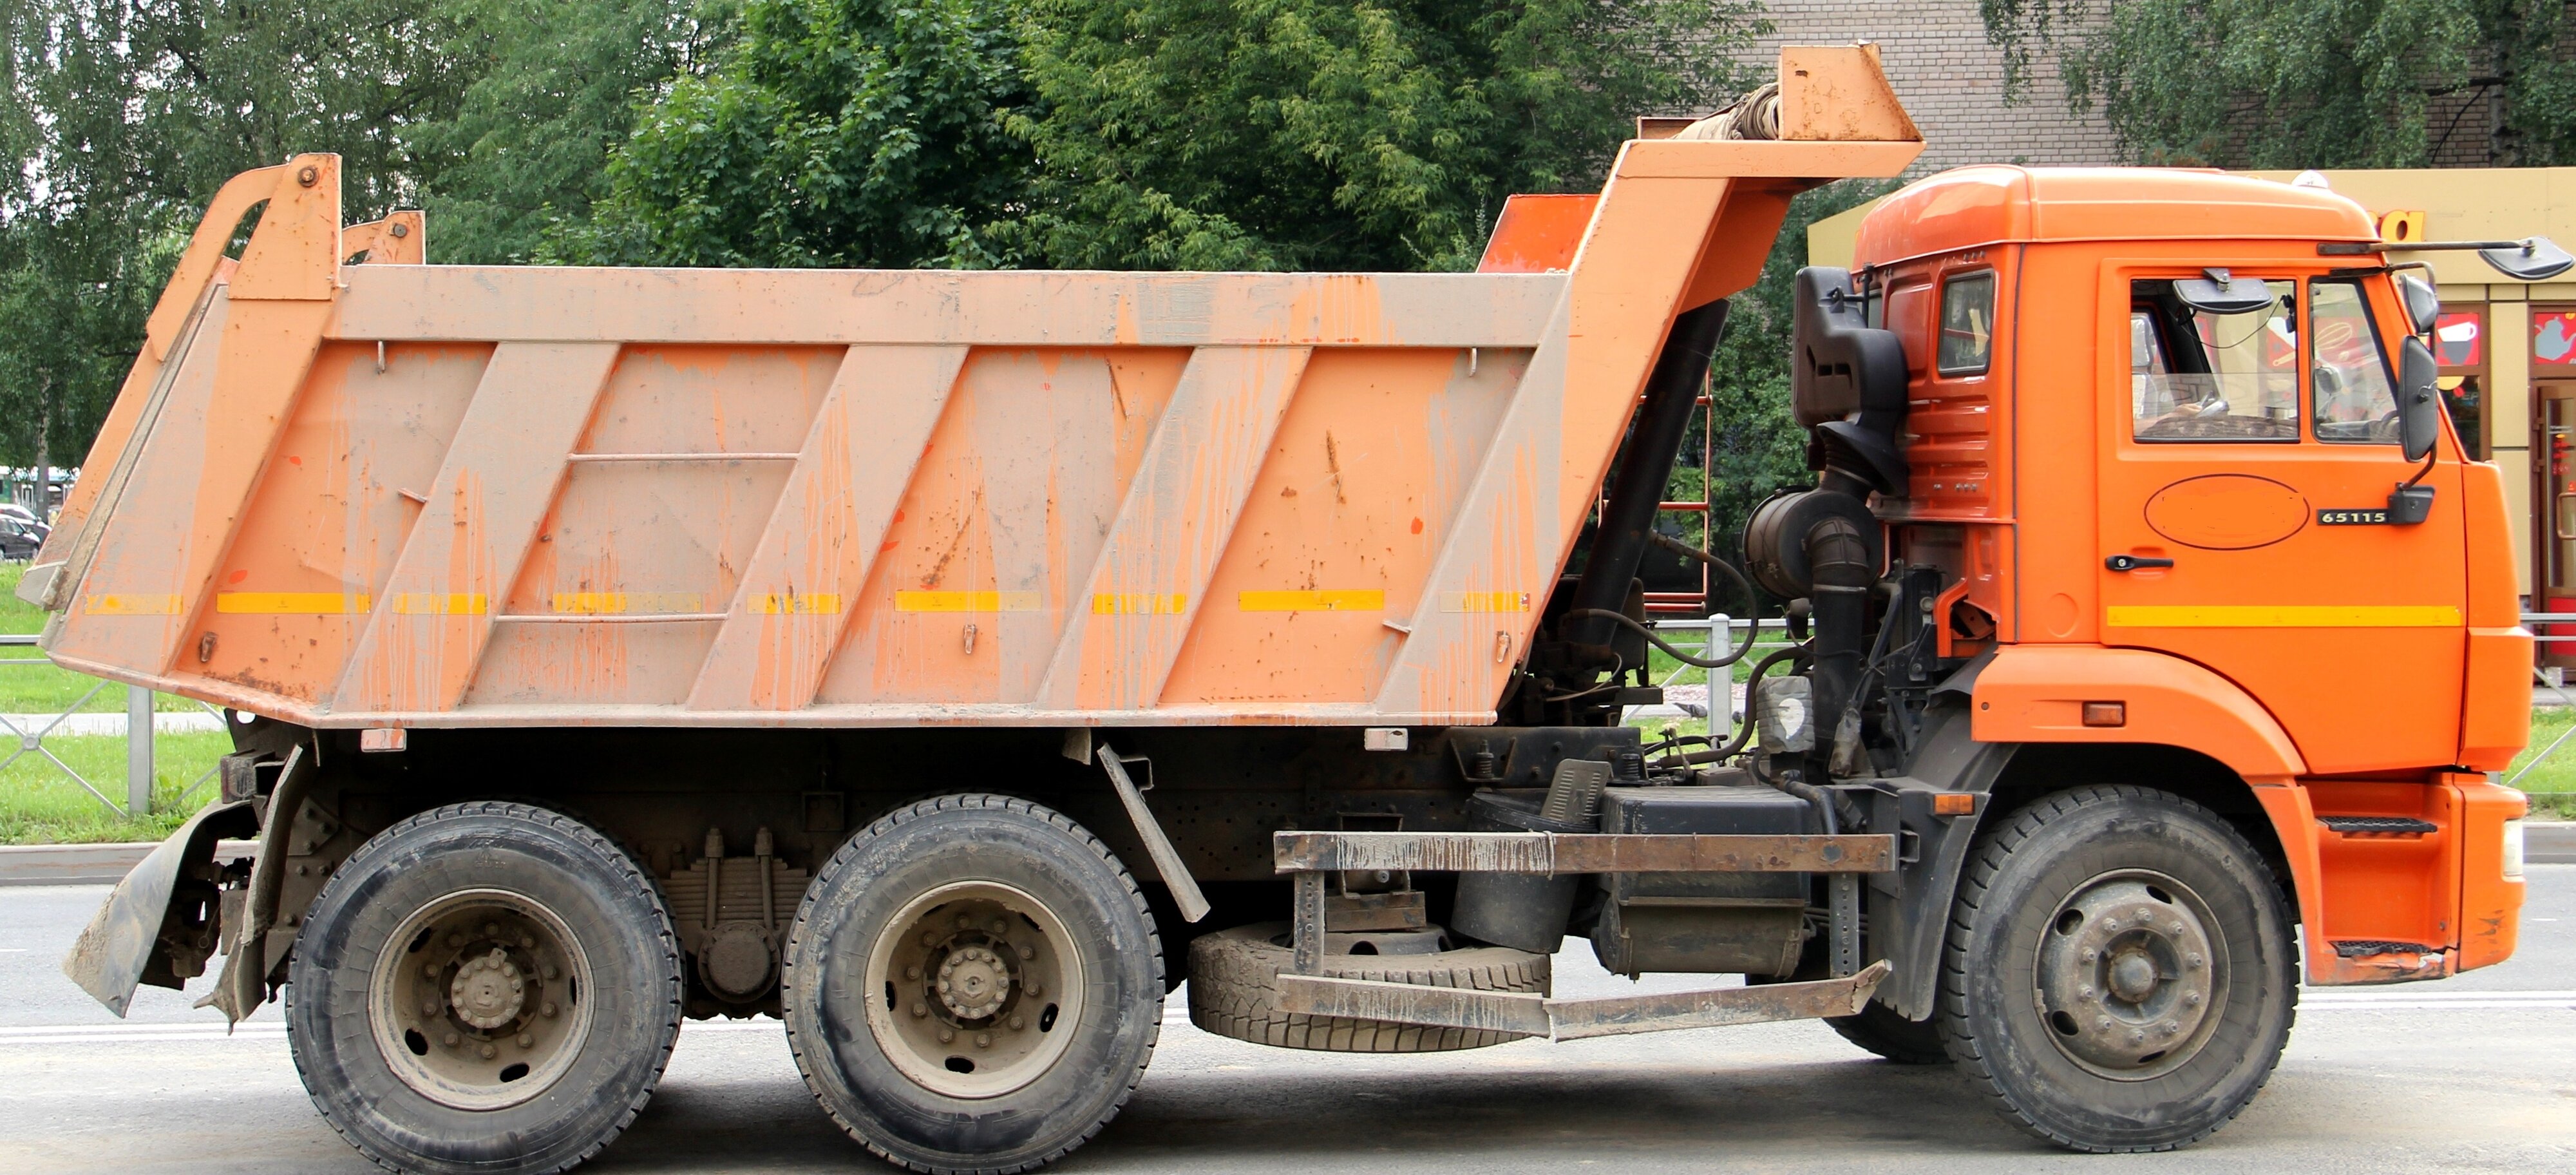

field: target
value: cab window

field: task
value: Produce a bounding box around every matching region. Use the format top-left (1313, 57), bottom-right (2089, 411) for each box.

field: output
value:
top-left (2129, 278), bottom-right (2298, 441)
top-left (1937, 272), bottom-right (1994, 375)
top-left (2308, 279), bottom-right (2401, 443)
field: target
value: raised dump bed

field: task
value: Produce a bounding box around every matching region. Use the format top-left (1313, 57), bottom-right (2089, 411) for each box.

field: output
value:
top-left (24, 53), bottom-right (1920, 732)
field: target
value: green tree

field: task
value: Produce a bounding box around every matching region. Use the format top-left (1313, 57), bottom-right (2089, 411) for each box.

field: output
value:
top-left (411, 0), bottom-right (732, 263)
top-left (1981, 0), bottom-right (2576, 167)
top-left (579, 0), bottom-right (1763, 271)
top-left (558, 0), bottom-right (1030, 267)
top-left (1002, 0), bottom-right (1760, 271)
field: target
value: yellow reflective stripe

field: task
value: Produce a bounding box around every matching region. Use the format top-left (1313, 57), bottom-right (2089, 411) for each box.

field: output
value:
top-left (216, 592), bottom-right (370, 614)
top-left (1439, 591), bottom-right (1531, 613)
top-left (1091, 592), bottom-right (1188, 615)
top-left (549, 591), bottom-right (708, 615)
top-left (755, 593), bottom-right (844, 615)
top-left (82, 594), bottom-right (182, 615)
top-left (895, 590), bottom-right (1038, 613)
top-left (1238, 589), bottom-right (1385, 612)
top-left (2105, 604), bottom-right (2463, 628)
top-left (389, 593), bottom-right (488, 615)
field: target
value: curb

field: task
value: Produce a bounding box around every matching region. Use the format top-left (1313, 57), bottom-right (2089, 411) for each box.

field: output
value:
top-left (0, 840), bottom-right (256, 888)
top-left (2532, 821), bottom-right (2576, 865)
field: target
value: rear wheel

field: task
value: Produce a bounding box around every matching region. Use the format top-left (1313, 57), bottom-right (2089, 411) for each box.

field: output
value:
top-left (1940, 785), bottom-right (2297, 1152)
top-left (783, 794), bottom-right (1160, 1174)
top-left (286, 801), bottom-right (683, 1175)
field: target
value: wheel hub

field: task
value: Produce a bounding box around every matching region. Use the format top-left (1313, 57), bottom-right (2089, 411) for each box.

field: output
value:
top-left (2034, 872), bottom-right (2224, 1079)
top-left (367, 890), bottom-right (594, 1111)
top-left (862, 882), bottom-right (1084, 1099)
top-left (449, 948), bottom-right (527, 1029)
top-left (938, 946), bottom-right (1012, 1020)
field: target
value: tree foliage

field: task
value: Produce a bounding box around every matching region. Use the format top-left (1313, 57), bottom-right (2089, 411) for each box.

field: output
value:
top-left (1001, 0), bottom-right (1759, 271)
top-left (576, 0), bottom-right (1762, 271)
top-left (0, 0), bottom-right (713, 473)
top-left (1982, 0), bottom-right (2576, 167)
top-left (562, 0), bottom-right (1027, 268)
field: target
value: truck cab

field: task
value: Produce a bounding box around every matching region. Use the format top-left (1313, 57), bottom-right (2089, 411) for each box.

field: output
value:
top-left (1817, 167), bottom-right (2530, 989)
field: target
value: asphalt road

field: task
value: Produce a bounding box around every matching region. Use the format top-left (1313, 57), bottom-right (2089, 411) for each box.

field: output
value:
top-left (4, 870), bottom-right (2572, 1174)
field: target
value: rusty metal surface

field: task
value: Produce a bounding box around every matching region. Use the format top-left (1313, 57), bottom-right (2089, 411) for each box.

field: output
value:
top-left (1276, 959), bottom-right (1892, 1041)
top-left (1277, 973), bottom-right (1552, 1035)
top-left (1546, 960), bottom-right (1890, 1040)
top-left (1273, 831), bottom-right (1895, 874)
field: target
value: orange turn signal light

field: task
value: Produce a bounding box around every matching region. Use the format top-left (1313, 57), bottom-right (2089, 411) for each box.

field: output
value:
top-left (2081, 701), bottom-right (2126, 727)
top-left (1931, 792), bottom-right (1976, 816)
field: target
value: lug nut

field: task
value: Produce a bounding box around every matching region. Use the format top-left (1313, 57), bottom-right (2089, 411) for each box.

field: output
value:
top-left (938, 1029), bottom-right (954, 1044)
top-left (543, 964), bottom-right (559, 980)
top-left (423, 964), bottom-right (439, 979)
top-left (905, 966), bottom-right (920, 980)
top-left (521, 934), bottom-right (535, 948)
top-left (956, 915), bottom-right (971, 929)
top-left (1018, 946), bottom-right (1034, 961)
top-left (443, 1031), bottom-right (460, 1047)
top-left (922, 931), bottom-right (939, 946)
top-left (976, 1033), bottom-right (992, 1049)
top-left (542, 1002), bottom-right (558, 1018)
top-left (911, 1002), bottom-right (928, 1018)
top-left (480, 1044), bottom-right (497, 1059)
top-left (484, 922), bottom-right (500, 938)
top-left (447, 933), bottom-right (463, 948)
top-left (422, 998), bottom-right (440, 1015)
top-left (990, 919), bottom-right (1007, 935)
top-left (518, 1033), bottom-right (533, 1048)
top-left (1009, 1015), bottom-right (1025, 1031)
top-left (1027, 981), bottom-right (1042, 996)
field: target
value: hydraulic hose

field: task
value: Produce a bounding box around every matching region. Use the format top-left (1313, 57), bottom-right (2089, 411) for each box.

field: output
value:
top-left (1645, 529), bottom-right (1761, 623)
top-left (1652, 644), bottom-right (1805, 767)
top-left (1563, 608), bottom-right (1755, 670)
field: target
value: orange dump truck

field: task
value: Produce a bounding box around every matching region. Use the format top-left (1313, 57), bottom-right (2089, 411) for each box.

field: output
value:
top-left (30, 47), bottom-right (2539, 1174)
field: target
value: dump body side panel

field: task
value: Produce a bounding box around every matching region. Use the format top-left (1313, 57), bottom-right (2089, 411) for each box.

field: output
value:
top-left (39, 142), bottom-right (1922, 731)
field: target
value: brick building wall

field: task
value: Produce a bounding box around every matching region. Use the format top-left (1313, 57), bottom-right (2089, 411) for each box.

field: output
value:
top-left (1734, 1), bottom-right (2121, 174)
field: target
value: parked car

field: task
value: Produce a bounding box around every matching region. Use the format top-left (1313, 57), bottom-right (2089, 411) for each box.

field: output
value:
top-left (0, 514), bottom-right (42, 561)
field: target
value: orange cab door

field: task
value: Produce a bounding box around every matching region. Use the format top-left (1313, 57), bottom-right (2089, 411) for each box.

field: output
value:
top-left (2097, 269), bottom-right (2467, 776)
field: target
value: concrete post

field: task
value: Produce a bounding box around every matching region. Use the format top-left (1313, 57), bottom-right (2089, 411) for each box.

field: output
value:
top-left (126, 686), bottom-right (151, 818)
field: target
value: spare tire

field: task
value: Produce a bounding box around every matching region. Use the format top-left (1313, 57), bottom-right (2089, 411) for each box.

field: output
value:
top-left (1186, 922), bottom-right (1549, 1053)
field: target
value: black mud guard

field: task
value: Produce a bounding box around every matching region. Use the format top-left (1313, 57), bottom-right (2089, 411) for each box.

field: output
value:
top-left (1862, 694), bottom-right (2014, 1022)
top-left (61, 798), bottom-right (258, 1015)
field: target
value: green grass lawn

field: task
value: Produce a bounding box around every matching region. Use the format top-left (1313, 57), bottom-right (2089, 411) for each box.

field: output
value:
top-left (0, 730), bottom-right (231, 844)
top-left (1, 563), bottom-right (202, 712)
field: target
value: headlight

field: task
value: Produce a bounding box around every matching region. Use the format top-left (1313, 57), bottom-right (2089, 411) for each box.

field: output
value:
top-left (2503, 819), bottom-right (2526, 879)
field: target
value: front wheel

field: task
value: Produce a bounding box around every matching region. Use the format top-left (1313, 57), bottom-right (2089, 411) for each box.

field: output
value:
top-left (783, 794), bottom-right (1162, 1174)
top-left (1940, 785), bottom-right (2297, 1152)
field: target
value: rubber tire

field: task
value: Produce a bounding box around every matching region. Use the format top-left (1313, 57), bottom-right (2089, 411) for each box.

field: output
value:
top-left (286, 801), bottom-right (685, 1175)
top-left (782, 794), bottom-right (1162, 1175)
top-left (1186, 922), bottom-right (1550, 1052)
top-left (1826, 999), bottom-right (1947, 1065)
top-left (1939, 785), bottom-right (2298, 1152)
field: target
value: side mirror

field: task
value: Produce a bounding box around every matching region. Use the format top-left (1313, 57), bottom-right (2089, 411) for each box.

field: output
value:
top-left (2396, 273), bottom-right (2440, 336)
top-left (2398, 334), bottom-right (2441, 463)
top-left (2480, 236), bottom-right (2575, 281)
top-left (2174, 274), bottom-right (2277, 316)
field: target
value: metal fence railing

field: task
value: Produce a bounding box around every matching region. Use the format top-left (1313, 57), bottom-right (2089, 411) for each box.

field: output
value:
top-left (1, 633), bottom-right (222, 820)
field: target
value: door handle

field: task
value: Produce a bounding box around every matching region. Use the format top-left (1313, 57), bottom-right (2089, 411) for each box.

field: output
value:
top-left (2105, 555), bottom-right (2175, 572)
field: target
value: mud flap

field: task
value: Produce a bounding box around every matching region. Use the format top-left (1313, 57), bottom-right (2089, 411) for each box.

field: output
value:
top-left (61, 799), bottom-right (258, 1016)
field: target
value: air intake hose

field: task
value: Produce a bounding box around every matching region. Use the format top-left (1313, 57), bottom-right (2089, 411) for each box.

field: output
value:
top-left (1804, 513), bottom-right (1873, 774)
